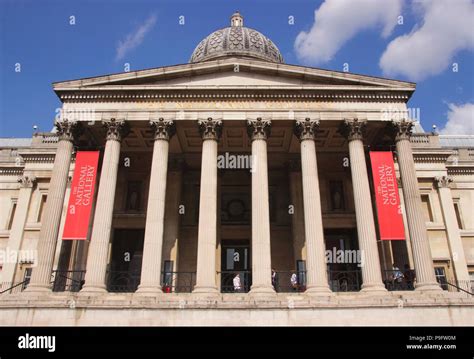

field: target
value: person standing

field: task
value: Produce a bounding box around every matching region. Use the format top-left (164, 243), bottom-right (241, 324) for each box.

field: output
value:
top-left (233, 273), bottom-right (242, 293)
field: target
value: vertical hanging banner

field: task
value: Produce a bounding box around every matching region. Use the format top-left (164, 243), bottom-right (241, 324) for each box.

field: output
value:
top-left (369, 151), bottom-right (405, 241)
top-left (62, 151), bottom-right (100, 240)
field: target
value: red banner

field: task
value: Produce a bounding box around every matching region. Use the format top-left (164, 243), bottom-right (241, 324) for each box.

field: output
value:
top-left (62, 151), bottom-right (99, 240)
top-left (370, 151), bottom-right (405, 241)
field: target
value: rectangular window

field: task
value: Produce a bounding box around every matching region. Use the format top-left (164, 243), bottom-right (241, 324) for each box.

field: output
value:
top-left (434, 266), bottom-right (448, 291)
top-left (329, 181), bottom-right (345, 211)
top-left (453, 202), bottom-right (464, 230)
top-left (420, 195), bottom-right (434, 222)
top-left (6, 200), bottom-right (17, 230)
top-left (23, 267), bottom-right (32, 290)
top-left (469, 271), bottom-right (474, 293)
top-left (37, 194), bottom-right (47, 222)
top-left (125, 181), bottom-right (142, 211)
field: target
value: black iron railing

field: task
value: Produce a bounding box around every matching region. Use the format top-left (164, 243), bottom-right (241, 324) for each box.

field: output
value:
top-left (51, 270), bottom-right (86, 292)
top-left (0, 279), bottom-right (29, 295)
top-left (219, 270), bottom-right (251, 293)
top-left (106, 270), bottom-right (140, 293)
top-left (273, 271), bottom-right (307, 292)
top-left (161, 271), bottom-right (196, 293)
top-left (327, 269), bottom-right (362, 292)
top-left (382, 269), bottom-right (416, 291)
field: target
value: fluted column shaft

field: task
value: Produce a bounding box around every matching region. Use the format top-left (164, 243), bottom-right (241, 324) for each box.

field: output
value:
top-left (341, 119), bottom-right (386, 292)
top-left (27, 120), bottom-right (80, 292)
top-left (392, 120), bottom-right (440, 291)
top-left (193, 118), bottom-right (222, 294)
top-left (81, 119), bottom-right (127, 293)
top-left (137, 119), bottom-right (175, 294)
top-left (248, 118), bottom-right (274, 294)
top-left (295, 119), bottom-right (331, 294)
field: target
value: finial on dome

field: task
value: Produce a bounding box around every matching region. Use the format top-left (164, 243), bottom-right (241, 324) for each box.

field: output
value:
top-left (230, 11), bottom-right (243, 27)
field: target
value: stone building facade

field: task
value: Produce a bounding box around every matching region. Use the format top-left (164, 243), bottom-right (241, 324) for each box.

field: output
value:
top-left (0, 13), bottom-right (473, 325)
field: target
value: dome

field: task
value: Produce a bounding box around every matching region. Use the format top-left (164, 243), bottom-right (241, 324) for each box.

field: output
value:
top-left (189, 12), bottom-right (284, 64)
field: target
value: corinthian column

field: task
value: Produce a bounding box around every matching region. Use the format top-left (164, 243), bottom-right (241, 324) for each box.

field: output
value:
top-left (340, 119), bottom-right (386, 292)
top-left (435, 176), bottom-right (470, 291)
top-left (390, 120), bottom-right (440, 292)
top-left (247, 118), bottom-right (274, 295)
top-left (193, 118), bottom-right (222, 294)
top-left (136, 119), bottom-right (176, 294)
top-left (81, 119), bottom-right (128, 294)
top-left (26, 120), bottom-right (81, 293)
top-left (294, 118), bottom-right (331, 294)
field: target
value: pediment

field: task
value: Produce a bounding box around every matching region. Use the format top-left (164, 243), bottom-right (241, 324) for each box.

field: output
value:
top-left (53, 57), bottom-right (415, 95)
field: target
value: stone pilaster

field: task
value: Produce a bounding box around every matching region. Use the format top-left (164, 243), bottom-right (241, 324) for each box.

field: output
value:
top-left (247, 118), bottom-right (274, 295)
top-left (390, 119), bottom-right (440, 291)
top-left (26, 120), bottom-right (81, 293)
top-left (81, 119), bottom-right (128, 294)
top-left (339, 119), bottom-right (386, 293)
top-left (1, 176), bottom-right (36, 290)
top-left (294, 118), bottom-right (331, 294)
top-left (136, 119), bottom-right (176, 294)
top-left (193, 118), bottom-right (222, 294)
top-left (435, 176), bottom-right (470, 291)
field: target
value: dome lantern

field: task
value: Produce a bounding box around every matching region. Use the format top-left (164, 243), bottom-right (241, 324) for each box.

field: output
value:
top-left (230, 11), bottom-right (244, 27)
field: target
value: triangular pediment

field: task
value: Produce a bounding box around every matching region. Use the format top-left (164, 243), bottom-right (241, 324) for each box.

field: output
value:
top-left (53, 57), bottom-right (415, 95)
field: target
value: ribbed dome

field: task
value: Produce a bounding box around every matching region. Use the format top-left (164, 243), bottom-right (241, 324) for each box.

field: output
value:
top-left (189, 12), bottom-right (284, 64)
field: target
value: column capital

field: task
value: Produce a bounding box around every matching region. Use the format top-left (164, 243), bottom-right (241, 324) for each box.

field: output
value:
top-left (17, 175), bottom-right (36, 188)
top-left (247, 118), bottom-right (271, 141)
top-left (55, 119), bottom-right (83, 142)
top-left (150, 118), bottom-right (176, 141)
top-left (389, 119), bottom-right (414, 142)
top-left (198, 118), bottom-right (223, 141)
top-left (294, 118), bottom-right (320, 141)
top-left (339, 118), bottom-right (367, 141)
top-left (103, 119), bottom-right (129, 142)
top-left (435, 175), bottom-right (453, 189)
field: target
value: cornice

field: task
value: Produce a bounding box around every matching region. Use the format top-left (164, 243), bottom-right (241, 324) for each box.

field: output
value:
top-left (58, 91), bottom-right (411, 103)
top-left (447, 166), bottom-right (474, 176)
top-left (0, 168), bottom-right (24, 176)
top-left (18, 153), bottom-right (56, 163)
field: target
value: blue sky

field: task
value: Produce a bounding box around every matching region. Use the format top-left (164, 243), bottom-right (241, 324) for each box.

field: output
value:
top-left (0, 0), bottom-right (473, 137)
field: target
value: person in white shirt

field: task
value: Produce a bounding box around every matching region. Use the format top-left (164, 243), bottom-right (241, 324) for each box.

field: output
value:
top-left (233, 273), bottom-right (242, 292)
top-left (290, 272), bottom-right (298, 291)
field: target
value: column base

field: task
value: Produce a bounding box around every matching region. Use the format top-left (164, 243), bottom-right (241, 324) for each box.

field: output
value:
top-left (415, 282), bottom-right (442, 293)
top-left (305, 285), bottom-right (333, 296)
top-left (360, 283), bottom-right (388, 294)
top-left (23, 284), bottom-right (52, 294)
top-left (192, 286), bottom-right (219, 295)
top-left (249, 285), bottom-right (275, 297)
top-left (135, 285), bottom-right (163, 296)
top-left (80, 285), bottom-right (107, 295)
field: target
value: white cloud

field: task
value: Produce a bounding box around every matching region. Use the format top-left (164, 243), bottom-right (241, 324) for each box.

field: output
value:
top-left (115, 14), bottom-right (157, 61)
top-left (440, 103), bottom-right (474, 135)
top-left (380, 0), bottom-right (474, 81)
top-left (294, 0), bottom-right (403, 65)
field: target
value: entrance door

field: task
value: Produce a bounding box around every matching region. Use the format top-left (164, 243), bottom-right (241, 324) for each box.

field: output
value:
top-left (107, 229), bottom-right (144, 292)
top-left (221, 241), bottom-right (251, 293)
